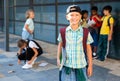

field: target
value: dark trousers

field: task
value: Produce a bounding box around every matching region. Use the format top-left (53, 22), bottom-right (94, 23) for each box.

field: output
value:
top-left (97, 35), bottom-right (108, 61)
top-left (18, 48), bottom-right (41, 61)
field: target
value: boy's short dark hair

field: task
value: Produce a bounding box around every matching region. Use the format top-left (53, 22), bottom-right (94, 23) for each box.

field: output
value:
top-left (81, 10), bottom-right (88, 15)
top-left (91, 6), bottom-right (98, 11)
top-left (103, 5), bottom-right (112, 13)
top-left (17, 39), bottom-right (27, 48)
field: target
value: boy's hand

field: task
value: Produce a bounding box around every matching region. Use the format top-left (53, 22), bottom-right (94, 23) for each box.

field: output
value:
top-left (57, 59), bottom-right (61, 67)
top-left (30, 30), bottom-right (33, 34)
top-left (87, 65), bottom-right (93, 77)
top-left (18, 60), bottom-right (21, 64)
top-left (108, 35), bottom-right (112, 41)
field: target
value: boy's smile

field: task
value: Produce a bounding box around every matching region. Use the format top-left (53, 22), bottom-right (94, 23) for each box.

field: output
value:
top-left (66, 12), bottom-right (82, 26)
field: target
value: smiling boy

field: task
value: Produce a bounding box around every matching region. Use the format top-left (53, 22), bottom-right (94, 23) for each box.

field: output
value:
top-left (57, 5), bottom-right (93, 81)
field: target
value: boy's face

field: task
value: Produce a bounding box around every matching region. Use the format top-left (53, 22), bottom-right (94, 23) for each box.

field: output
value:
top-left (103, 10), bottom-right (109, 16)
top-left (66, 12), bottom-right (82, 25)
top-left (91, 10), bottom-right (97, 15)
top-left (83, 13), bottom-right (88, 19)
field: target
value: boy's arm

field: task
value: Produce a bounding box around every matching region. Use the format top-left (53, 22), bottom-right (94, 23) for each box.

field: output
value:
top-left (93, 16), bottom-right (102, 22)
top-left (25, 24), bottom-right (33, 34)
top-left (17, 48), bottom-right (23, 55)
top-left (86, 44), bottom-right (93, 77)
top-left (28, 47), bottom-right (38, 64)
top-left (108, 23), bottom-right (114, 41)
top-left (57, 42), bottom-right (62, 67)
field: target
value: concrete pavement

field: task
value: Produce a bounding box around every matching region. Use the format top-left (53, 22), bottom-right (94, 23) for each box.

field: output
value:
top-left (0, 32), bottom-right (120, 81)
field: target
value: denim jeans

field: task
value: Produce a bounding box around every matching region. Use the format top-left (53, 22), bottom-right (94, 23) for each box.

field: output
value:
top-left (22, 30), bottom-right (33, 40)
top-left (60, 67), bottom-right (88, 81)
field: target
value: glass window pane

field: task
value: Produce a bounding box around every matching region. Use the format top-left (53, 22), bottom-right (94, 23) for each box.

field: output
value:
top-left (34, 24), bottom-right (56, 43)
top-left (9, 8), bottom-right (14, 20)
top-left (15, 22), bottom-right (24, 35)
top-left (14, 0), bottom-right (29, 5)
top-left (15, 7), bottom-right (29, 20)
top-left (9, 21), bottom-right (14, 33)
top-left (34, 0), bottom-right (55, 4)
top-left (34, 6), bottom-right (55, 23)
top-left (0, 20), bottom-right (4, 31)
top-left (58, 0), bottom-right (89, 2)
top-left (9, 0), bottom-right (14, 6)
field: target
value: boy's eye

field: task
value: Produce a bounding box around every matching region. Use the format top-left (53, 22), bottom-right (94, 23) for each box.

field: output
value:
top-left (70, 14), bottom-right (74, 16)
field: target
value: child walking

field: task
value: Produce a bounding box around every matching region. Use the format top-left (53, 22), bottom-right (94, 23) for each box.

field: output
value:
top-left (57, 5), bottom-right (93, 81)
top-left (95, 5), bottom-right (114, 61)
top-left (22, 9), bottom-right (35, 40)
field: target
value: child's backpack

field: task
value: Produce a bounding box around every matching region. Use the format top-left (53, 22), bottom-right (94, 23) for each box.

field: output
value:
top-left (60, 27), bottom-right (89, 56)
top-left (27, 40), bottom-right (43, 56)
top-left (103, 16), bottom-right (117, 28)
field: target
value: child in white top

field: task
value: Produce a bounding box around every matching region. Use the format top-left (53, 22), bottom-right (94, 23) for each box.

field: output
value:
top-left (22, 9), bottom-right (35, 40)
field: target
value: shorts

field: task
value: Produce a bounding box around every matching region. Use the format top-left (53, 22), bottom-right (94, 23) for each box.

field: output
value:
top-left (90, 29), bottom-right (99, 46)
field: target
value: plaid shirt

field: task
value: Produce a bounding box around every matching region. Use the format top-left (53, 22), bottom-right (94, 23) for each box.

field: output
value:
top-left (58, 26), bottom-right (93, 68)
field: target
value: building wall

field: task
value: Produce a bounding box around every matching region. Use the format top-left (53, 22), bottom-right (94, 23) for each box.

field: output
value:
top-left (0, 0), bottom-right (120, 59)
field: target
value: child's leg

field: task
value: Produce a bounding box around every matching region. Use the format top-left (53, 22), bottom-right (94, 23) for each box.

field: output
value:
top-left (101, 35), bottom-right (108, 61)
top-left (97, 35), bottom-right (103, 58)
top-left (22, 30), bottom-right (29, 40)
top-left (28, 34), bottom-right (33, 40)
top-left (31, 57), bottom-right (37, 65)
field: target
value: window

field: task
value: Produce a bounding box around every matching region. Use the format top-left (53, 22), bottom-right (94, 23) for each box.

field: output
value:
top-left (9, 8), bottom-right (14, 20)
top-left (34, 24), bottom-right (56, 43)
top-left (15, 7), bottom-right (29, 20)
top-left (58, 0), bottom-right (89, 3)
top-left (15, 22), bottom-right (24, 35)
top-left (34, 0), bottom-right (55, 4)
top-left (34, 6), bottom-right (55, 23)
top-left (14, 0), bottom-right (29, 5)
top-left (9, 21), bottom-right (14, 33)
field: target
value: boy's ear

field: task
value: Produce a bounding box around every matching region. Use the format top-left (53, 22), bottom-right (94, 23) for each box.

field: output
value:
top-left (66, 15), bottom-right (69, 21)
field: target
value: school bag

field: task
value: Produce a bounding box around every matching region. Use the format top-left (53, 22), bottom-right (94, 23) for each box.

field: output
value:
top-left (27, 40), bottom-right (43, 56)
top-left (60, 27), bottom-right (89, 53)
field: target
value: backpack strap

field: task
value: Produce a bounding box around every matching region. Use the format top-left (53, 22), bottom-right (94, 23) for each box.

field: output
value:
top-left (31, 40), bottom-right (43, 55)
top-left (27, 40), bottom-right (43, 56)
top-left (83, 28), bottom-right (89, 52)
top-left (60, 27), bottom-right (89, 52)
top-left (60, 27), bottom-right (66, 48)
top-left (108, 16), bottom-right (112, 27)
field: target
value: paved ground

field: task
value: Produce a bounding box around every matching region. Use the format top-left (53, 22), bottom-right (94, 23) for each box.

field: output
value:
top-left (0, 32), bottom-right (120, 81)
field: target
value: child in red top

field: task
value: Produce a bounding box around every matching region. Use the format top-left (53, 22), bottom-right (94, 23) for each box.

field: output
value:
top-left (89, 6), bottom-right (102, 57)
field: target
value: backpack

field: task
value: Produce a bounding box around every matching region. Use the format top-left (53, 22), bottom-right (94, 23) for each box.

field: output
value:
top-left (27, 40), bottom-right (43, 56)
top-left (60, 27), bottom-right (89, 55)
top-left (103, 16), bottom-right (116, 28)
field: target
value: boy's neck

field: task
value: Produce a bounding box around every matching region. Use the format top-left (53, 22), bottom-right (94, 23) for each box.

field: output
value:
top-left (106, 14), bottom-right (111, 16)
top-left (71, 24), bottom-right (80, 31)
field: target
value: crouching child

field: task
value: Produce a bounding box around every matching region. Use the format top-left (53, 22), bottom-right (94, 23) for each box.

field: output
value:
top-left (17, 39), bottom-right (43, 69)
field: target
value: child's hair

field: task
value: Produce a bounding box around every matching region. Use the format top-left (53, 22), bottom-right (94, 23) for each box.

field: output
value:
top-left (17, 39), bottom-right (27, 48)
top-left (81, 10), bottom-right (88, 19)
top-left (91, 6), bottom-right (98, 11)
top-left (103, 5), bottom-right (112, 13)
top-left (25, 9), bottom-right (34, 19)
top-left (82, 10), bottom-right (88, 15)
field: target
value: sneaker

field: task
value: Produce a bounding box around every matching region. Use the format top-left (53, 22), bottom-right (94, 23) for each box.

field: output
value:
top-left (93, 52), bottom-right (96, 56)
top-left (22, 63), bottom-right (32, 69)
